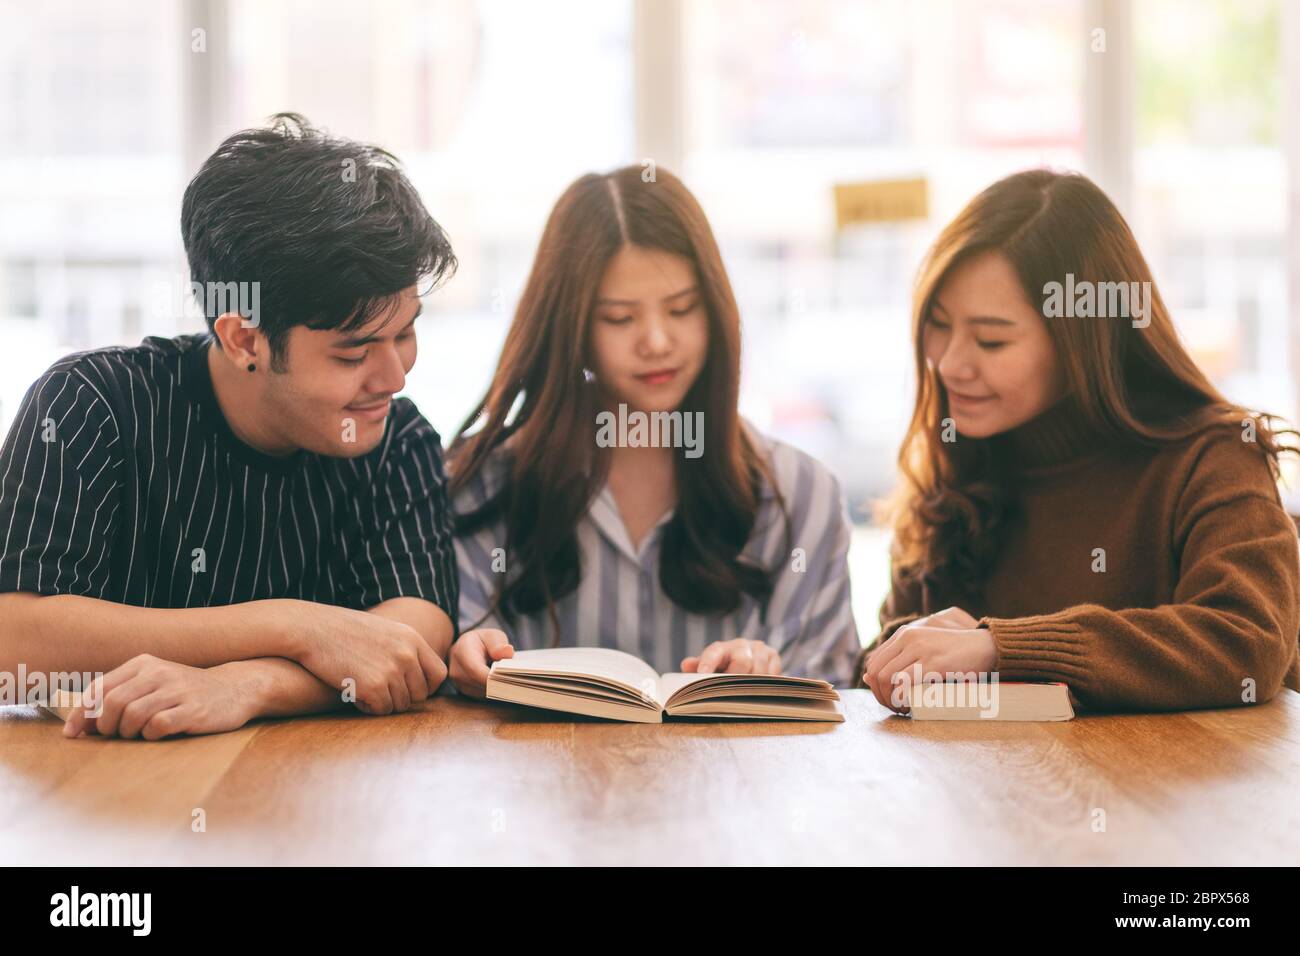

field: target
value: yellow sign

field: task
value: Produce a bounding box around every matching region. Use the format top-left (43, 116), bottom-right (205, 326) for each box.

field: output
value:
top-left (834, 177), bottom-right (928, 228)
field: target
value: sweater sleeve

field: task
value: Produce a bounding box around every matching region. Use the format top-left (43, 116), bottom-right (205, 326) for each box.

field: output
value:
top-left (982, 433), bottom-right (1300, 711)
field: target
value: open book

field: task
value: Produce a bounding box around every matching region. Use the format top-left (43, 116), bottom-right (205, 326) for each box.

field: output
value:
top-left (906, 680), bottom-right (1074, 721)
top-left (487, 647), bottom-right (844, 723)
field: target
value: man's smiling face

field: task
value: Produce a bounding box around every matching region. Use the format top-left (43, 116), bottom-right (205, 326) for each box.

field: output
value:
top-left (261, 286), bottom-right (422, 457)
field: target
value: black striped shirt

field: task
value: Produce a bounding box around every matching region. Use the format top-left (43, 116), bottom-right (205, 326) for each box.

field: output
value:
top-left (0, 333), bottom-right (458, 622)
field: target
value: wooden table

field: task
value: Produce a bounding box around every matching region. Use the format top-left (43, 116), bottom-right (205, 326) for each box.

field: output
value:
top-left (1, 689), bottom-right (1297, 865)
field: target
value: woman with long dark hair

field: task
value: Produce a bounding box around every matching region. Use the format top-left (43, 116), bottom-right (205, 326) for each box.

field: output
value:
top-left (448, 165), bottom-right (860, 695)
top-left (863, 168), bottom-right (1300, 712)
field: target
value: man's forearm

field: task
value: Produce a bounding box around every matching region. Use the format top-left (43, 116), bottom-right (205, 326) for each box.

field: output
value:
top-left (0, 592), bottom-right (304, 677)
top-left (214, 598), bottom-right (456, 724)
top-left (2, 592), bottom-right (452, 723)
top-left (367, 596), bottom-right (455, 660)
top-left (236, 599), bottom-right (453, 722)
top-left (227, 657), bottom-right (348, 719)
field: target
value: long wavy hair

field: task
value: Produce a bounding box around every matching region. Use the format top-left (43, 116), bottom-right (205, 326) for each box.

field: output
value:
top-left (886, 168), bottom-right (1296, 599)
top-left (449, 165), bottom-right (783, 635)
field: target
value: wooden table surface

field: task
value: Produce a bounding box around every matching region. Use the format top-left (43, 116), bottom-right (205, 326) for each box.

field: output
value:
top-left (1, 689), bottom-right (1297, 866)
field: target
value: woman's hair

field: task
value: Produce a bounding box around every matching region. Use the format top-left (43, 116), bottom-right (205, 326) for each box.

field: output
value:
top-left (448, 165), bottom-right (783, 635)
top-left (886, 168), bottom-right (1296, 598)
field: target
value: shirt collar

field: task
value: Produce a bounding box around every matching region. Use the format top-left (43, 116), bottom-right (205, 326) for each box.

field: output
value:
top-left (588, 484), bottom-right (675, 566)
top-left (585, 420), bottom-right (780, 564)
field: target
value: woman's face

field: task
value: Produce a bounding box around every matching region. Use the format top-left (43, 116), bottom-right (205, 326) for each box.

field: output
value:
top-left (588, 244), bottom-right (710, 415)
top-left (922, 250), bottom-right (1064, 438)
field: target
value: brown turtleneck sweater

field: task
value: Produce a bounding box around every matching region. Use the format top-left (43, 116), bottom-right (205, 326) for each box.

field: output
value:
top-left (868, 399), bottom-right (1300, 712)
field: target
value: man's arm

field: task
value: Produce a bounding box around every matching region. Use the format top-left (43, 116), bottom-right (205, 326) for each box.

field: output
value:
top-left (56, 598), bottom-right (452, 739)
top-left (6, 589), bottom-right (443, 733)
top-left (226, 597), bottom-right (452, 721)
top-left (368, 596), bottom-right (454, 660)
top-left (0, 591), bottom-right (301, 677)
top-left (0, 592), bottom-right (452, 680)
top-left (44, 594), bottom-right (454, 738)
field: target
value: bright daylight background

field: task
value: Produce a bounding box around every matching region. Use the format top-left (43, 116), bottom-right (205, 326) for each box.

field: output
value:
top-left (1, 0), bottom-right (1296, 638)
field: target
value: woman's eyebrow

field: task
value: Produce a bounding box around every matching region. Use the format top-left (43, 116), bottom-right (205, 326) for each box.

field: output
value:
top-left (596, 285), bottom-right (697, 307)
top-left (931, 298), bottom-right (1015, 326)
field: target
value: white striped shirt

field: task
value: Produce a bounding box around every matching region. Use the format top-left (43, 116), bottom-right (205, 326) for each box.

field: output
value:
top-left (454, 429), bottom-right (860, 686)
top-left (0, 334), bottom-right (458, 619)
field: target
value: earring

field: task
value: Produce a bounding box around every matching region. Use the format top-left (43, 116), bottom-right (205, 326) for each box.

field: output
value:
top-left (247, 363), bottom-right (256, 372)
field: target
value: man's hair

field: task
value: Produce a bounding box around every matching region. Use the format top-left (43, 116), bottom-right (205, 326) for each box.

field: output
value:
top-left (180, 112), bottom-right (456, 367)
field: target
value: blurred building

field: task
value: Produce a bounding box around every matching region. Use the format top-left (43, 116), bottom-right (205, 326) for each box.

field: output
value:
top-left (0, 0), bottom-right (1292, 525)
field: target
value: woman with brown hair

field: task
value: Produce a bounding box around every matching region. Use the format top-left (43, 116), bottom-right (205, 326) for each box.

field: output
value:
top-left (863, 168), bottom-right (1300, 713)
top-left (446, 165), bottom-right (860, 696)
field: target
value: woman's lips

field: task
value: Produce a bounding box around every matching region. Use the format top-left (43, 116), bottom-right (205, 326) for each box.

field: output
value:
top-left (948, 391), bottom-right (996, 410)
top-left (635, 368), bottom-right (679, 386)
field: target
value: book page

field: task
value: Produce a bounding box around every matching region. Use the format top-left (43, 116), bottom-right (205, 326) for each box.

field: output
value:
top-left (657, 672), bottom-right (725, 702)
top-left (492, 648), bottom-right (664, 704)
top-left (657, 671), bottom-right (828, 704)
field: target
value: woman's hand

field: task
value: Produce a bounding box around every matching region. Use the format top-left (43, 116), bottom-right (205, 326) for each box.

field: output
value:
top-left (449, 628), bottom-right (515, 698)
top-left (682, 639), bottom-right (781, 675)
top-left (862, 607), bottom-right (997, 712)
top-left (63, 655), bottom-right (262, 740)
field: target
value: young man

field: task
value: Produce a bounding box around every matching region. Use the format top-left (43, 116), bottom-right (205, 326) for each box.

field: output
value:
top-left (0, 113), bottom-right (459, 739)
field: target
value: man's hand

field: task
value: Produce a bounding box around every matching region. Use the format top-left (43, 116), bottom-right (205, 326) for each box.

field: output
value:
top-left (449, 629), bottom-right (515, 699)
top-left (287, 603), bottom-right (446, 714)
top-left (63, 654), bottom-right (261, 740)
top-left (682, 638), bottom-right (781, 676)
